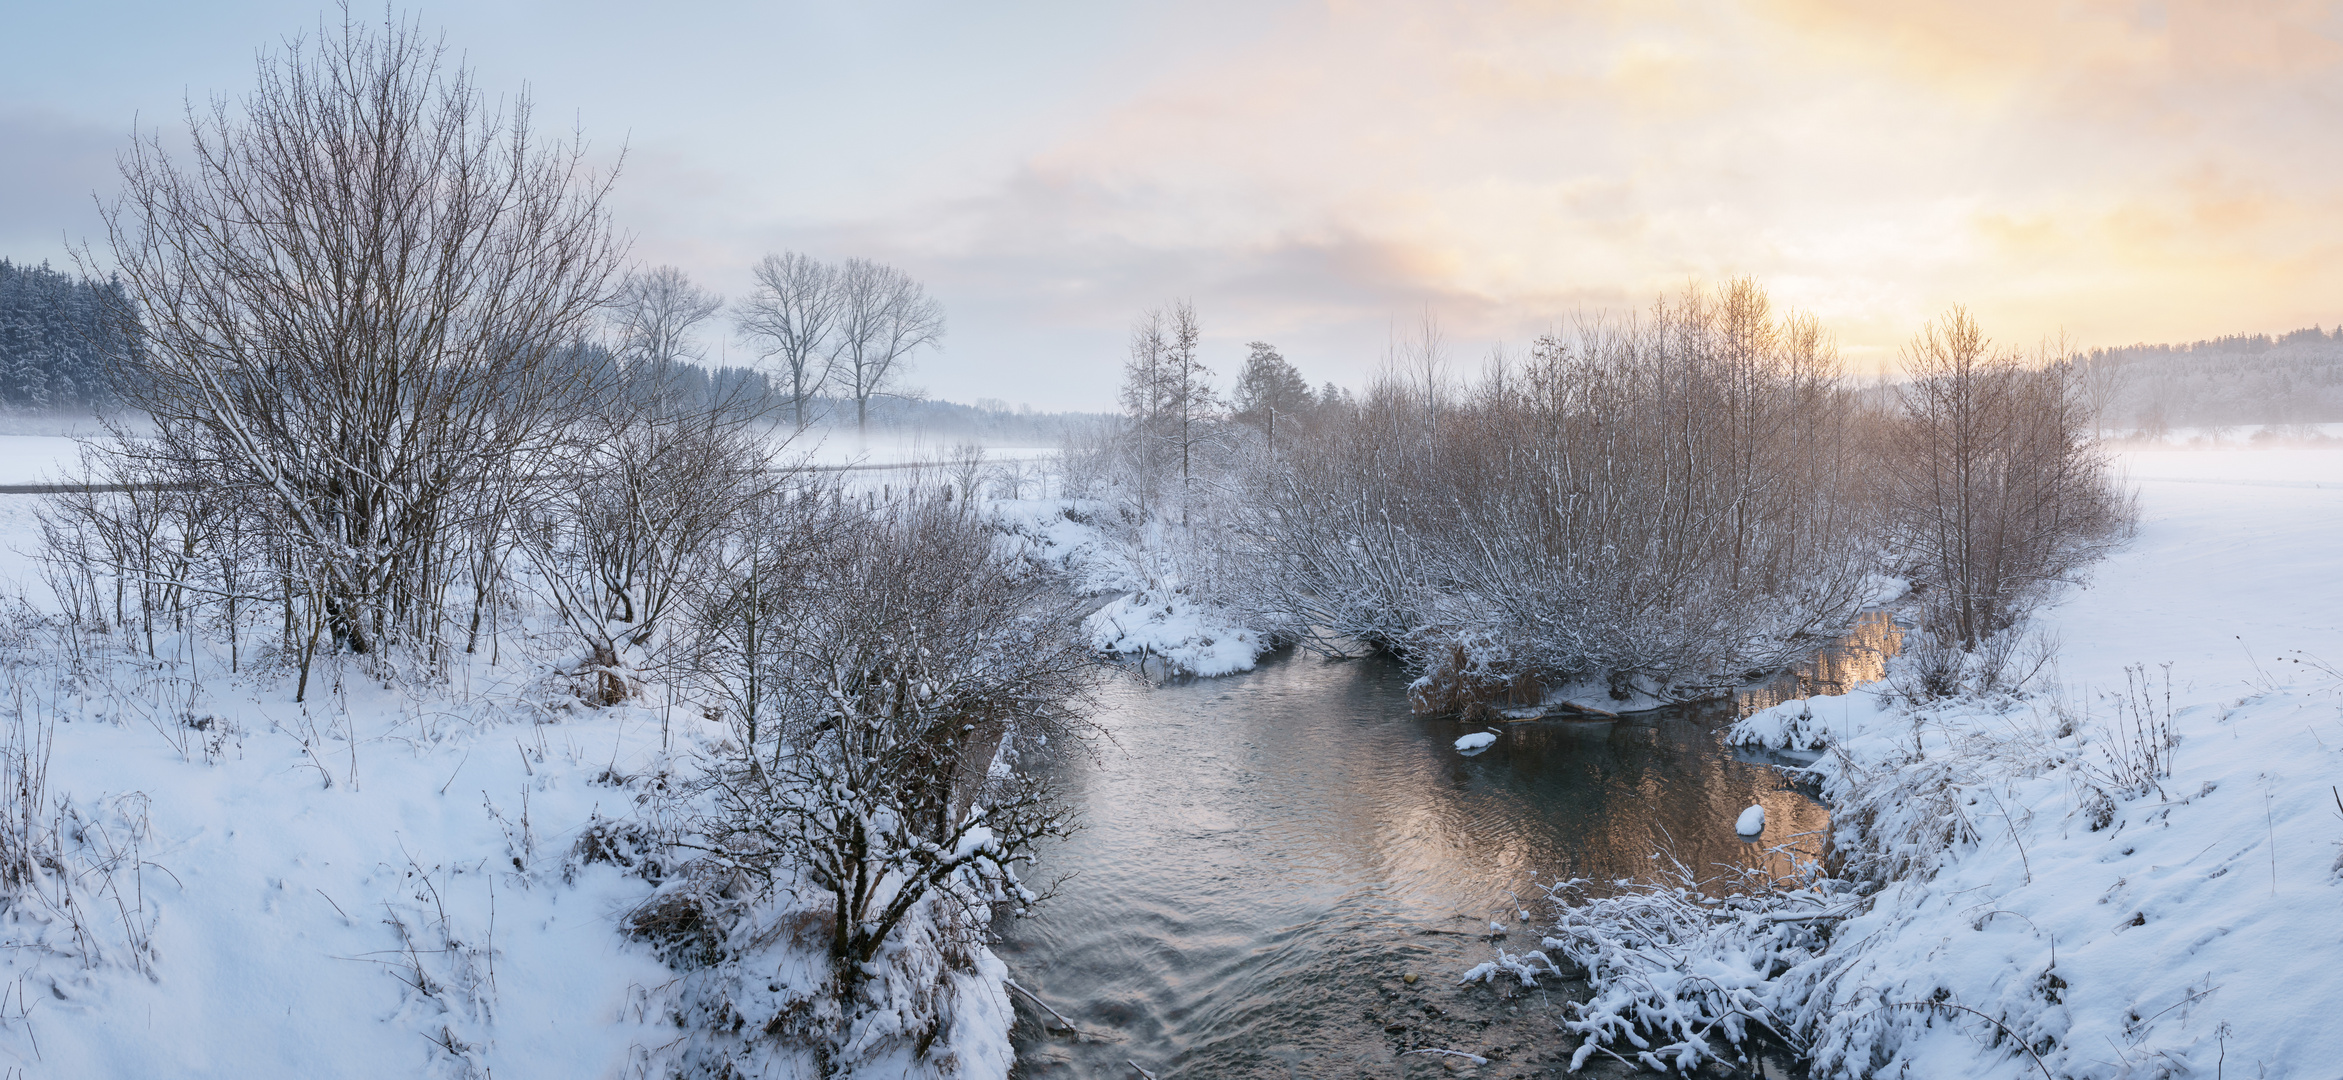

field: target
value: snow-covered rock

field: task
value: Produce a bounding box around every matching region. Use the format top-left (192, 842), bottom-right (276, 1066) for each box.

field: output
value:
top-left (1733, 804), bottom-right (1765, 835)
top-left (1454, 731), bottom-right (1498, 752)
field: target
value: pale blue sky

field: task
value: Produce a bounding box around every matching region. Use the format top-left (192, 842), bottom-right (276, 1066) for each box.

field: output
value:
top-left (11, 2), bottom-right (2343, 408)
top-left (3, 1), bottom-right (1286, 409)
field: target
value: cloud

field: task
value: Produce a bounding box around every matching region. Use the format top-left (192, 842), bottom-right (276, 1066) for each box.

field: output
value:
top-left (804, 0), bottom-right (2343, 396)
top-left (24, 0), bottom-right (2343, 406)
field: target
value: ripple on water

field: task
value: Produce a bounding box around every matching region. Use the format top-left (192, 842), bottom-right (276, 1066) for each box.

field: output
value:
top-left (1001, 637), bottom-right (1872, 1078)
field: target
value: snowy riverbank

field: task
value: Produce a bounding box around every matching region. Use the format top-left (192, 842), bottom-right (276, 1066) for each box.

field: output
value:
top-left (1649, 445), bottom-right (2343, 1077)
top-left (0, 497), bottom-right (1019, 1078)
top-left (992, 498), bottom-right (1270, 677)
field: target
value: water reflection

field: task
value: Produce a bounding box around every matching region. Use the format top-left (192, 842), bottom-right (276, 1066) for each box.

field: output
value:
top-left (999, 625), bottom-right (1897, 1079)
top-left (1736, 610), bottom-right (1904, 716)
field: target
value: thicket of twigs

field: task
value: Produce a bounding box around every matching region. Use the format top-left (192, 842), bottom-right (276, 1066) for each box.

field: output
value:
top-left (32, 12), bottom-right (1094, 1075)
top-left (1069, 282), bottom-right (2130, 709)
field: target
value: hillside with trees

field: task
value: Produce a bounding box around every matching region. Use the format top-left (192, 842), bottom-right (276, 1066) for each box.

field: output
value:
top-left (0, 259), bottom-right (134, 414)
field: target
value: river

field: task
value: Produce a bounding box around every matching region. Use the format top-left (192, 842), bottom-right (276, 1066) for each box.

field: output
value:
top-left (997, 613), bottom-right (1901, 1079)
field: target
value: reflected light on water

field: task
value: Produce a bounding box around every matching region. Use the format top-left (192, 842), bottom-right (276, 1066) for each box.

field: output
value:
top-left (1002, 615), bottom-right (1900, 1078)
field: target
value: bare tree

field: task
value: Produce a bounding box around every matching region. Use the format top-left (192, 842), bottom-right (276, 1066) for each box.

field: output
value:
top-left (613, 265), bottom-right (722, 373)
top-left (832, 258), bottom-right (944, 432)
top-left (1881, 308), bottom-right (2127, 660)
top-left (734, 252), bottom-right (839, 428)
top-left (90, 7), bottom-right (623, 679)
top-left (1118, 307), bottom-right (1172, 517)
top-left (516, 403), bottom-right (776, 706)
top-left (1162, 300), bottom-right (1217, 508)
top-left (676, 483), bottom-right (851, 748)
top-left (2070, 334), bottom-right (2125, 437)
top-left (1113, 300), bottom-right (1217, 521)
top-left (1400, 306), bottom-right (1450, 412)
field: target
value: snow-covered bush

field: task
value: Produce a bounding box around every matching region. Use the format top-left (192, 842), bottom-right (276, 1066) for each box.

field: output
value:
top-left (516, 389), bottom-right (782, 707)
top-left (1256, 281), bottom-right (1883, 703)
top-left (664, 490), bottom-right (1095, 1074)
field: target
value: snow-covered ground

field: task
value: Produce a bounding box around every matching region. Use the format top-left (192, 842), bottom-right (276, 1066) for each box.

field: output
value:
top-left (0, 430), bottom-right (1057, 488)
top-left (0, 436), bottom-right (84, 485)
top-left (990, 498), bottom-right (1270, 677)
top-left (1709, 446), bottom-right (2343, 1077)
top-left (0, 494), bottom-right (1017, 1079)
top-left (10, 436), bottom-right (2335, 1077)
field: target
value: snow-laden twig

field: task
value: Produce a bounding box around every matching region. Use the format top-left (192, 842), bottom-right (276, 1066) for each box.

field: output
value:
top-left (1496, 855), bottom-right (1839, 1074)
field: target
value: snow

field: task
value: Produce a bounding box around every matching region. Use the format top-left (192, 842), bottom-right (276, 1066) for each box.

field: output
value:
top-left (0, 631), bottom-right (681, 1075)
top-left (990, 498), bottom-right (1270, 678)
top-left (1701, 446), bottom-right (2343, 1077)
top-left (1734, 804), bottom-right (1765, 835)
top-left (0, 492), bottom-right (1022, 1079)
top-left (1454, 731), bottom-right (1498, 752)
top-left (0, 435), bottom-right (84, 484)
top-left (949, 824), bottom-right (997, 863)
top-left (1081, 590), bottom-right (1267, 677)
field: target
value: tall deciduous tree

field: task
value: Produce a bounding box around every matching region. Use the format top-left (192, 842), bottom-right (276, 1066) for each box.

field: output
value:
top-left (1116, 300), bottom-right (1217, 520)
top-left (734, 251), bottom-right (840, 428)
top-left (832, 258), bottom-right (943, 432)
top-left (613, 265), bottom-right (722, 372)
top-left (93, 7), bottom-right (624, 667)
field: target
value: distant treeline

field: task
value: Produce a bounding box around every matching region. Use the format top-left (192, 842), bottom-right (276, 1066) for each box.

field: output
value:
top-left (629, 354), bottom-right (1109, 442)
top-left (797, 394), bottom-right (1110, 445)
top-left (2087, 325), bottom-right (2343, 432)
top-left (0, 259), bottom-right (135, 413)
top-left (0, 257), bottom-right (1103, 439)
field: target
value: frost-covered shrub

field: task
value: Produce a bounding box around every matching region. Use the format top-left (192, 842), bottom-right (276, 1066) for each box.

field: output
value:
top-left (1492, 860), bottom-right (1849, 1073)
top-left (668, 490), bottom-right (1094, 1072)
top-left (1256, 281), bottom-right (1884, 704)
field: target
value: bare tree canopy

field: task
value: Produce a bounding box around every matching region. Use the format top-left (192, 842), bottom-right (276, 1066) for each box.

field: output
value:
top-left (613, 265), bottom-right (722, 372)
top-left (1115, 299), bottom-right (1218, 520)
top-left (1884, 307), bottom-right (2126, 658)
top-left (91, 6), bottom-right (625, 664)
top-left (832, 257), bottom-right (943, 431)
top-left (733, 251), bottom-right (839, 429)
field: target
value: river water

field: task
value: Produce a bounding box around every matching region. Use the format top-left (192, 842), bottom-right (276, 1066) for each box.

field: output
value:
top-left (998, 614), bottom-right (1901, 1079)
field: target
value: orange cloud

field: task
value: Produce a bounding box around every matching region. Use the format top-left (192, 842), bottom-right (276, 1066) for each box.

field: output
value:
top-left (877, 0), bottom-right (2343, 385)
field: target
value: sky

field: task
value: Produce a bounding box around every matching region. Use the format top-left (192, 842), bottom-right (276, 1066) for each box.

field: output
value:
top-left (8, 0), bottom-right (2343, 410)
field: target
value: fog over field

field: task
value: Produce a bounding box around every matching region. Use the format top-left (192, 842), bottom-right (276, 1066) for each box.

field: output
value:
top-left (4, 4), bottom-right (2343, 1079)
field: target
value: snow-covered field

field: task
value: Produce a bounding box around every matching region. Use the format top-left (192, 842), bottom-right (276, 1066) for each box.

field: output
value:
top-left (1705, 446), bottom-right (2343, 1076)
top-left (0, 494), bottom-right (1016, 1078)
top-left (0, 436), bottom-right (84, 485)
top-left (0, 430), bottom-right (1056, 488)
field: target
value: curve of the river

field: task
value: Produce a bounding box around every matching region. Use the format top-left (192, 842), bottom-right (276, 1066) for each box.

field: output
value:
top-left (998, 614), bottom-right (1900, 1079)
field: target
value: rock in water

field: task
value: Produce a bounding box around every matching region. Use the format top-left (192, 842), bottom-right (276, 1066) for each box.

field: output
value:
top-left (1454, 731), bottom-right (1498, 752)
top-left (1735, 804), bottom-right (1766, 835)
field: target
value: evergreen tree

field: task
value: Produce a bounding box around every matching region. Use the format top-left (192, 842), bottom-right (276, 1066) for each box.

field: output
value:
top-left (0, 258), bottom-right (137, 413)
top-left (1231, 340), bottom-right (1312, 457)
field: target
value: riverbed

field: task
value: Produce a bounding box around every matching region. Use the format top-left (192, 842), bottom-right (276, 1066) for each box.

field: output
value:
top-left (999, 614), bottom-right (1898, 1078)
